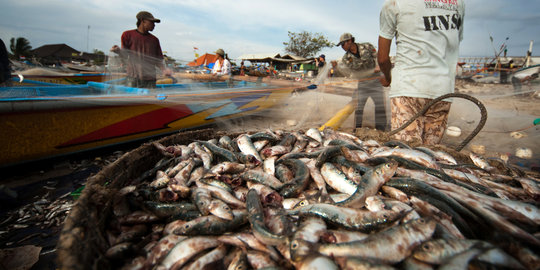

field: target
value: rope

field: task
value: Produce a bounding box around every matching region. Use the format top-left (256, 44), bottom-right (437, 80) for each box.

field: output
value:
top-left (388, 93), bottom-right (488, 152)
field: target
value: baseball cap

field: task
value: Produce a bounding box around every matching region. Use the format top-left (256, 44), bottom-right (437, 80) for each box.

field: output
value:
top-left (319, 54), bottom-right (325, 59)
top-left (136, 11), bottom-right (161, 23)
top-left (337, 33), bottom-right (353, 46)
top-left (215, 48), bottom-right (225, 56)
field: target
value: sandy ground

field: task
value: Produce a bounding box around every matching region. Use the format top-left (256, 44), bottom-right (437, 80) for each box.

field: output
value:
top-left (218, 78), bottom-right (539, 167)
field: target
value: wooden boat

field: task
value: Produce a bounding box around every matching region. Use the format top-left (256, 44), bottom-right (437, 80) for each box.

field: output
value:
top-left (0, 77), bottom-right (303, 167)
top-left (511, 64), bottom-right (540, 79)
top-left (11, 72), bottom-right (113, 86)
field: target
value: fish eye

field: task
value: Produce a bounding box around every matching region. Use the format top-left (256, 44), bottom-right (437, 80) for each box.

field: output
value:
top-left (290, 240), bottom-right (298, 249)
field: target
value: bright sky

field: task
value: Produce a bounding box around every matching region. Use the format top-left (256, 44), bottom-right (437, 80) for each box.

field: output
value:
top-left (1, 0), bottom-right (539, 64)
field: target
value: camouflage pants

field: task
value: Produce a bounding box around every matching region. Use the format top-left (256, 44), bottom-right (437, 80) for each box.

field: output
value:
top-left (352, 79), bottom-right (388, 131)
top-left (390, 96), bottom-right (451, 145)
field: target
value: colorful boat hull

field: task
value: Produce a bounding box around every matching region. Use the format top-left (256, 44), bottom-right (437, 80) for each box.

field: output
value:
top-left (0, 79), bottom-right (298, 167)
top-left (11, 73), bottom-right (112, 86)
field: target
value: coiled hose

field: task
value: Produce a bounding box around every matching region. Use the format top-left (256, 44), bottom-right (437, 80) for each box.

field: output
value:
top-left (388, 93), bottom-right (488, 151)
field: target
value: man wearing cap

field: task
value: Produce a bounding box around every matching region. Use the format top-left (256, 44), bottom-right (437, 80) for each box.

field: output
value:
top-left (111, 11), bottom-right (171, 88)
top-left (332, 33), bottom-right (388, 131)
top-left (378, 0), bottom-right (465, 145)
top-left (315, 54), bottom-right (326, 68)
top-left (212, 48), bottom-right (231, 76)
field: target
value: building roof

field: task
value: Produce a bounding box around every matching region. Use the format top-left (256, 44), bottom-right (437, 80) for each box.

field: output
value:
top-left (32, 44), bottom-right (81, 58)
top-left (237, 53), bottom-right (310, 63)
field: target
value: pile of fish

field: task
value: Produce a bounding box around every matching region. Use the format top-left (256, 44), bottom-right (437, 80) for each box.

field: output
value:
top-left (103, 128), bottom-right (540, 270)
top-left (1, 191), bottom-right (73, 246)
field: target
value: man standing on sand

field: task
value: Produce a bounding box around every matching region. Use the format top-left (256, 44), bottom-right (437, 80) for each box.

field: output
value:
top-left (332, 33), bottom-right (388, 131)
top-left (378, 0), bottom-right (465, 145)
top-left (111, 11), bottom-right (171, 88)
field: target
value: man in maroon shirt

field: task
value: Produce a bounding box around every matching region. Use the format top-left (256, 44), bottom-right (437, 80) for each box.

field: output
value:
top-left (111, 11), bottom-right (171, 88)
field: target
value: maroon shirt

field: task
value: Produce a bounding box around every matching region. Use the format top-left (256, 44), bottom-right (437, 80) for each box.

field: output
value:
top-left (121, 29), bottom-right (164, 80)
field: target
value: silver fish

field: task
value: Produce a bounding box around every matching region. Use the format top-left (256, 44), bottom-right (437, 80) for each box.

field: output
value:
top-left (227, 248), bottom-right (249, 270)
top-left (306, 127), bottom-right (323, 144)
top-left (208, 199), bottom-right (234, 220)
top-left (246, 250), bottom-right (277, 269)
top-left (241, 169), bottom-right (284, 190)
top-left (314, 218), bottom-right (437, 264)
top-left (288, 203), bottom-right (404, 232)
top-left (144, 234), bottom-right (186, 268)
top-left (158, 236), bottom-right (220, 269)
top-left (373, 148), bottom-right (440, 169)
top-left (246, 189), bottom-right (287, 246)
top-left (320, 163), bottom-right (357, 195)
top-left (237, 134), bottom-right (263, 162)
top-left (183, 244), bottom-right (228, 270)
top-left (263, 156), bottom-right (277, 175)
top-left (320, 229), bottom-right (369, 244)
top-left (290, 217), bottom-right (327, 261)
top-left (469, 152), bottom-right (496, 172)
top-left (297, 255), bottom-right (339, 270)
top-left (149, 170), bottom-right (170, 189)
top-left (446, 190), bottom-right (540, 246)
top-left (336, 160), bottom-right (398, 207)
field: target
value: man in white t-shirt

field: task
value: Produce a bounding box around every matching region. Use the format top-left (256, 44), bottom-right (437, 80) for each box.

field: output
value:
top-left (212, 48), bottom-right (231, 76)
top-left (378, 0), bottom-right (465, 145)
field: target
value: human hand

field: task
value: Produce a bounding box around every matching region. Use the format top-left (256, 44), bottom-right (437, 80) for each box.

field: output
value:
top-left (110, 45), bottom-right (120, 53)
top-left (379, 75), bottom-right (391, 87)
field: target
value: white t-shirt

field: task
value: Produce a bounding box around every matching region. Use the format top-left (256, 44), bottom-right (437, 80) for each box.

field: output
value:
top-left (212, 58), bottom-right (231, 75)
top-left (379, 0), bottom-right (465, 99)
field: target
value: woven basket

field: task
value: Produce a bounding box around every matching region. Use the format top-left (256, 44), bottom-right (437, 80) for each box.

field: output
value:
top-left (56, 129), bottom-right (220, 270)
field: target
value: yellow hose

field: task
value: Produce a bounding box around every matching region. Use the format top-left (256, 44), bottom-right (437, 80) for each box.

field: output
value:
top-left (319, 100), bottom-right (356, 131)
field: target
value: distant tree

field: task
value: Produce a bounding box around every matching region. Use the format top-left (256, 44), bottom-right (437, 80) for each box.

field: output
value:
top-left (9, 37), bottom-right (32, 60)
top-left (283, 31), bottom-right (334, 58)
top-left (93, 49), bottom-right (105, 65)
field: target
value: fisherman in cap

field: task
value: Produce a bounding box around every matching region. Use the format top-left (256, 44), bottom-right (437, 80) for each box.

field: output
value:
top-left (111, 11), bottom-right (171, 88)
top-left (212, 48), bottom-right (231, 76)
top-left (332, 33), bottom-right (388, 131)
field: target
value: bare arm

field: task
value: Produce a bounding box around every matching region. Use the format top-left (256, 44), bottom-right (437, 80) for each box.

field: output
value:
top-left (377, 36), bottom-right (392, 87)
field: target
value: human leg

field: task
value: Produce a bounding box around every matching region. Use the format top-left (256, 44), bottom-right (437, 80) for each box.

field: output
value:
top-left (354, 90), bottom-right (369, 129)
top-left (370, 86), bottom-right (388, 131)
top-left (390, 96), bottom-right (424, 143)
top-left (422, 100), bottom-right (451, 145)
top-left (511, 76), bottom-right (522, 94)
